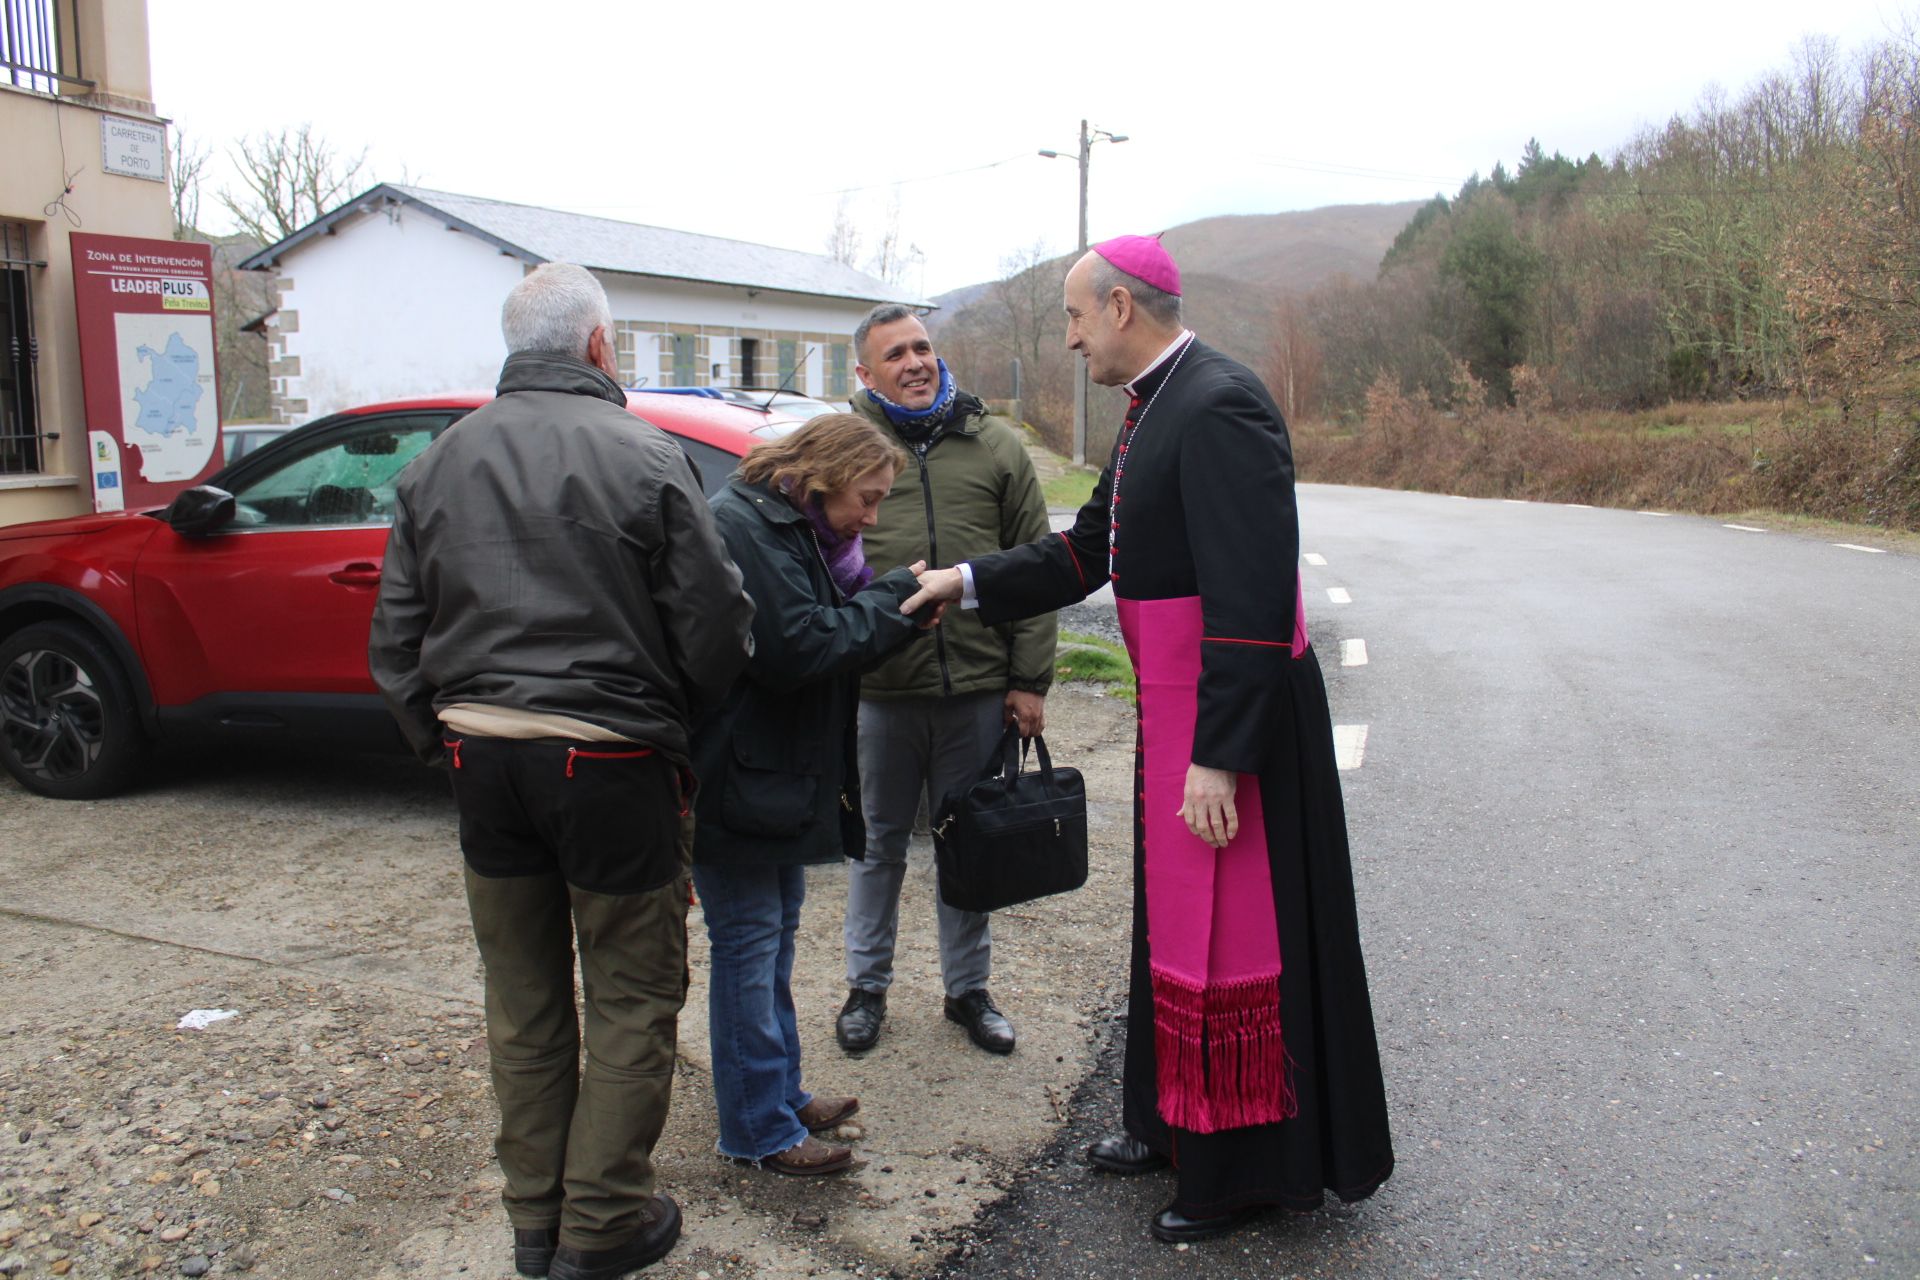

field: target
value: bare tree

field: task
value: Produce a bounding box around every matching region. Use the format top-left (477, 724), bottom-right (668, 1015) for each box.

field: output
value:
top-left (826, 193), bottom-right (862, 267)
top-left (1266, 295), bottom-right (1323, 423)
top-left (871, 189), bottom-right (898, 284)
top-left (169, 131), bottom-right (210, 239)
top-left (219, 124), bottom-right (369, 245)
top-left (868, 188), bottom-right (916, 286)
top-left (991, 239), bottom-right (1059, 368)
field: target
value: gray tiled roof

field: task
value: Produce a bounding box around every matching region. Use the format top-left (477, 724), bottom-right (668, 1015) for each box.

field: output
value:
top-left (241, 183), bottom-right (928, 308)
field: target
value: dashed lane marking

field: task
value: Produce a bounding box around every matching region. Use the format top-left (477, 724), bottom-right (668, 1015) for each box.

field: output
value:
top-left (1303, 553), bottom-right (1328, 566)
top-left (1341, 639), bottom-right (1369, 667)
top-left (1326, 587), bottom-right (1352, 604)
top-left (1835, 543), bottom-right (1887, 554)
top-left (1567, 503), bottom-right (1593, 508)
top-left (1640, 511), bottom-right (1671, 517)
top-left (1333, 725), bottom-right (1369, 771)
top-left (1724, 524), bottom-right (1767, 532)
top-left (1503, 498), bottom-right (1525, 504)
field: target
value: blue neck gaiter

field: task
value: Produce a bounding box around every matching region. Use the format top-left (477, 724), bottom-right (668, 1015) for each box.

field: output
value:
top-left (865, 359), bottom-right (958, 440)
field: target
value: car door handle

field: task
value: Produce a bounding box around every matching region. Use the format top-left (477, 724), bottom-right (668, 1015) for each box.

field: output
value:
top-left (329, 562), bottom-right (383, 587)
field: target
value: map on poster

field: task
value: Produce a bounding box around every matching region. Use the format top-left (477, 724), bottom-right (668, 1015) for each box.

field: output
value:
top-left (113, 312), bottom-right (217, 482)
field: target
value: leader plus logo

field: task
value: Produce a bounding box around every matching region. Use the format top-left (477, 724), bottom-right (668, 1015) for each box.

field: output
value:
top-left (107, 277), bottom-right (211, 311)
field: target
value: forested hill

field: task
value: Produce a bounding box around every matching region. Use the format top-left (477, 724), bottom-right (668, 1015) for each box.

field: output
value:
top-left (928, 201), bottom-right (1421, 442)
top-left (928, 200), bottom-right (1420, 348)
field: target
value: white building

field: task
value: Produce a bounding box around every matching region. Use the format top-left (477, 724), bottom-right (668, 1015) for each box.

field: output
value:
top-left (238, 184), bottom-right (927, 424)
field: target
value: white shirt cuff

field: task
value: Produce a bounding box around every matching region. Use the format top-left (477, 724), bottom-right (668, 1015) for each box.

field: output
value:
top-left (958, 562), bottom-right (980, 609)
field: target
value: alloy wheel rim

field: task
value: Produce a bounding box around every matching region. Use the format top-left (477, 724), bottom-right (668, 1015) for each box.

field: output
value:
top-left (1, 648), bottom-right (105, 781)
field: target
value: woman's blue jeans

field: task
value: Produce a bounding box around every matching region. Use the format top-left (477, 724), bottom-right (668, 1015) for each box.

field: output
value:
top-left (691, 861), bottom-right (814, 1160)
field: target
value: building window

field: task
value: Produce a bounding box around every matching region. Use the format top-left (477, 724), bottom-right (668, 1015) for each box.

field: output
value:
top-left (1, 223), bottom-right (46, 476)
top-left (738, 338), bottom-right (759, 388)
top-left (830, 343), bottom-right (850, 397)
top-left (614, 321), bottom-right (651, 387)
top-left (777, 340), bottom-right (798, 390)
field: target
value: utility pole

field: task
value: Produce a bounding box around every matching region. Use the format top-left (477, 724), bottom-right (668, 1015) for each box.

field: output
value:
top-left (1040, 120), bottom-right (1127, 466)
top-left (1073, 119), bottom-right (1090, 467)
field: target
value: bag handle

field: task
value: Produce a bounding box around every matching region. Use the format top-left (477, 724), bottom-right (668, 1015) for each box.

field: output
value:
top-left (979, 721), bottom-right (1055, 786)
top-left (1025, 731), bottom-right (1054, 782)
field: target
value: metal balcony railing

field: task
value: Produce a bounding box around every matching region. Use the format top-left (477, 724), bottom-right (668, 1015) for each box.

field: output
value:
top-left (2, 0), bottom-right (90, 95)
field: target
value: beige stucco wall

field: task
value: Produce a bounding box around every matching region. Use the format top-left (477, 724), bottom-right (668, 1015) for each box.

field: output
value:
top-left (0, 0), bottom-right (171, 527)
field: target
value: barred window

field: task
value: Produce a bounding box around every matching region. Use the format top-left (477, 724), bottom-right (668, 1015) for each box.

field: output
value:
top-left (1, 223), bottom-right (46, 476)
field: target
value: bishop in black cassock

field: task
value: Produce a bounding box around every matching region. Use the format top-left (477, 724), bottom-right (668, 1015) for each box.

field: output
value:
top-left (904, 237), bottom-right (1393, 1243)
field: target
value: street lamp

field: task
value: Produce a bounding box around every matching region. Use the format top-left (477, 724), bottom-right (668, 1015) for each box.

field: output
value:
top-left (1040, 120), bottom-right (1127, 466)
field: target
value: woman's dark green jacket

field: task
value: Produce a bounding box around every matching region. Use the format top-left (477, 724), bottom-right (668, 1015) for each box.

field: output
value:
top-left (690, 477), bottom-right (921, 867)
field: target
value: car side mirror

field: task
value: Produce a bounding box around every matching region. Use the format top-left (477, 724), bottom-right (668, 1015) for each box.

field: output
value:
top-left (167, 485), bottom-right (237, 536)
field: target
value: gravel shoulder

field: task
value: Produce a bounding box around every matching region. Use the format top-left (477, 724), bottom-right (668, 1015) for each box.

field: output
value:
top-left (0, 685), bottom-right (1137, 1280)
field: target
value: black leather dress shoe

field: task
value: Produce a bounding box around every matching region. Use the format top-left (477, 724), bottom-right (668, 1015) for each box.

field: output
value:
top-left (943, 988), bottom-right (1015, 1054)
top-left (513, 1226), bottom-right (558, 1277)
top-left (1149, 1200), bottom-right (1267, 1244)
top-left (549, 1195), bottom-right (681, 1279)
top-left (836, 988), bottom-right (887, 1052)
top-left (1086, 1133), bottom-right (1169, 1174)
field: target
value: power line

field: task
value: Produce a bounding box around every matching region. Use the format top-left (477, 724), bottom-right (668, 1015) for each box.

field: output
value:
top-left (807, 153), bottom-right (1036, 197)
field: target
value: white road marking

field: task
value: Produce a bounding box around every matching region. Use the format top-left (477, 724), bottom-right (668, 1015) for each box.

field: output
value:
top-left (1567, 503), bottom-right (1593, 508)
top-left (1333, 724), bottom-right (1369, 771)
top-left (1640, 511), bottom-right (1671, 517)
top-left (1341, 638), bottom-right (1369, 667)
top-left (1835, 543), bottom-right (1887, 554)
top-left (1724, 524), bottom-right (1767, 532)
top-left (1326, 587), bottom-right (1352, 604)
top-left (1303, 553), bottom-right (1327, 566)
top-left (1503, 498), bottom-right (1525, 504)
top-left (1451, 494), bottom-right (1471, 501)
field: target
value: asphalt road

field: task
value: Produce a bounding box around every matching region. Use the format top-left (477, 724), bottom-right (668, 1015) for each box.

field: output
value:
top-left (957, 486), bottom-right (1919, 1279)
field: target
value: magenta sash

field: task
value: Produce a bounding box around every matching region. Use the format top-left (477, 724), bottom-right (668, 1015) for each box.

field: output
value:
top-left (1116, 591), bottom-right (1305, 1132)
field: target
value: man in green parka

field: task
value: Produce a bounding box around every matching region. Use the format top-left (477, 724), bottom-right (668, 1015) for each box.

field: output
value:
top-left (836, 303), bottom-right (1057, 1057)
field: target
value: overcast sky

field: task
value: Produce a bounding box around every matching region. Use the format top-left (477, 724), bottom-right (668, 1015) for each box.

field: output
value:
top-left (151, 0), bottom-right (1911, 297)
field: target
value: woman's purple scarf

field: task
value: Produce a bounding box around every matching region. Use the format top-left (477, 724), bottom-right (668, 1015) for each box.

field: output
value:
top-left (803, 498), bottom-right (874, 596)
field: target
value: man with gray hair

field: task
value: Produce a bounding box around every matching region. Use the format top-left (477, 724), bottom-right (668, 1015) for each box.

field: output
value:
top-left (371, 263), bottom-right (754, 1280)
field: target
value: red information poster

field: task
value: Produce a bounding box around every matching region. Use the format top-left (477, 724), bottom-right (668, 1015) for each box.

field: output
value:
top-left (69, 233), bottom-right (222, 512)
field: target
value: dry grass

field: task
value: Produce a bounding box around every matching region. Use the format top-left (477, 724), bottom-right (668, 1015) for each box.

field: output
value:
top-left (1294, 391), bottom-right (1920, 533)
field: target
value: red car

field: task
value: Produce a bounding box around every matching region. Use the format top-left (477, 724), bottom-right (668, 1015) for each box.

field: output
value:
top-left (0, 392), bottom-right (773, 799)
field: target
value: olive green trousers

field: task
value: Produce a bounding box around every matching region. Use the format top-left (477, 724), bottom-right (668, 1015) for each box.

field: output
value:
top-left (464, 858), bottom-right (691, 1250)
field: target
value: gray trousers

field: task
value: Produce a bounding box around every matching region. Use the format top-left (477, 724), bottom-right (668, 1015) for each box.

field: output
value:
top-left (845, 691), bottom-right (1004, 997)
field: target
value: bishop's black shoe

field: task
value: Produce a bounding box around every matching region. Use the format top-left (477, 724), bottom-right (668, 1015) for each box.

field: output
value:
top-left (513, 1226), bottom-right (558, 1277)
top-left (548, 1195), bottom-right (681, 1279)
top-left (1149, 1200), bottom-right (1268, 1244)
top-left (1086, 1133), bottom-right (1169, 1174)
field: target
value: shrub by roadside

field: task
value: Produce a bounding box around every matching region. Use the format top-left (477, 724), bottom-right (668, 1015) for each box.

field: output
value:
top-left (1293, 375), bottom-right (1920, 532)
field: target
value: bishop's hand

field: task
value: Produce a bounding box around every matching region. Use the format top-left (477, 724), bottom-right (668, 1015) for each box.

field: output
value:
top-left (903, 565), bottom-right (965, 618)
top-left (902, 561), bottom-right (946, 628)
top-left (1181, 764), bottom-right (1238, 849)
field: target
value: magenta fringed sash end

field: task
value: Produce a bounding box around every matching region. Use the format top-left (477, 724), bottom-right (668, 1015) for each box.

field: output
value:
top-left (1120, 593), bottom-right (1298, 1137)
top-left (1150, 965), bottom-right (1297, 1133)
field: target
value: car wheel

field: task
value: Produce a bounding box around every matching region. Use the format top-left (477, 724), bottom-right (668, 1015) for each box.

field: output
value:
top-left (0, 620), bottom-right (148, 799)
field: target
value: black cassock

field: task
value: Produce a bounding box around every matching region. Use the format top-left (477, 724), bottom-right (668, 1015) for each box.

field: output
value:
top-left (971, 338), bottom-right (1393, 1214)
